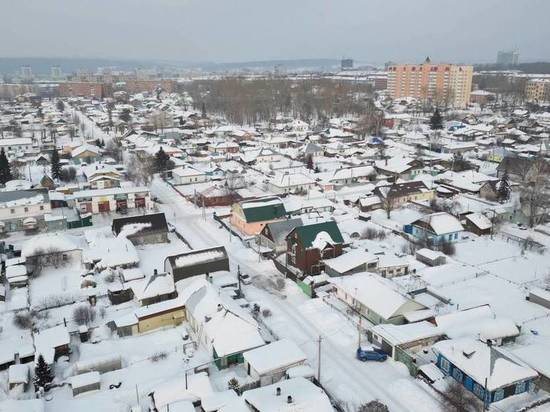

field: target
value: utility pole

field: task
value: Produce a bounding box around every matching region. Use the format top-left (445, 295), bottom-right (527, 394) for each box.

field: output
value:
top-left (317, 335), bottom-right (322, 383)
top-left (237, 265), bottom-right (242, 296)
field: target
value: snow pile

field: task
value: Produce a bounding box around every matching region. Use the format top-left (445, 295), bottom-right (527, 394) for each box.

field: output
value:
top-left (21, 233), bottom-right (78, 258)
top-left (311, 231), bottom-right (335, 250)
top-left (117, 222), bottom-right (152, 239)
top-left (174, 250), bottom-right (224, 268)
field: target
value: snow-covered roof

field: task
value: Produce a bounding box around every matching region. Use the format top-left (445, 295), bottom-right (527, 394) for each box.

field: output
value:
top-left (464, 213), bottom-right (492, 230)
top-left (243, 339), bottom-right (307, 375)
top-left (433, 338), bottom-right (537, 391)
top-left (8, 364), bottom-right (29, 384)
top-left (69, 371), bottom-right (100, 389)
top-left (415, 212), bottom-right (464, 235)
top-left (242, 377), bottom-right (333, 412)
top-left (324, 250), bottom-right (378, 274)
top-left (330, 272), bottom-right (426, 320)
top-left (370, 321), bottom-right (442, 346)
top-left (21, 233), bottom-right (78, 257)
top-left (34, 325), bottom-right (70, 364)
top-left (152, 372), bottom-right (213, 408)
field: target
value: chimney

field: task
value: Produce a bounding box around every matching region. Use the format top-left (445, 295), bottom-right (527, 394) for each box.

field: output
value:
top-left (276, 387), bottom-right (281, 396)
top-left (217, 303), bottom-right (223, 312)
top-left (287, 395), bottom-right (293, 404)
top-left (153, 269), bottom-right (158, 275)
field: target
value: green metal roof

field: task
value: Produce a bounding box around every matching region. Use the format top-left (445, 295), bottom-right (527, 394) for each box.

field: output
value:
top-left (294, 221), bottom-right (344, 249)
top-left (242, 200), bottom-right (287, 223)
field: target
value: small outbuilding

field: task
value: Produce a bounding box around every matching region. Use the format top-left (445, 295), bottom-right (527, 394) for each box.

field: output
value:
top-left (69, 371), bottom-right (101, 396)
top-left (111, 212), bottom-right (169, 245)
top-left (165, 246), bottom-right (229, 282)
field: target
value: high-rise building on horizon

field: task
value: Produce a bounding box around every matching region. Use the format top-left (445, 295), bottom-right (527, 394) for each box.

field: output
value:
top-left (497, 49), bottom-right (519, 66)
top-left (341, 58), bottom-right (353, 71)
top-left (387, 57), bottom-right (473, 108)
top-left (51, 66), bottom-right (62, 80)
top-left (20, 65), bottom-right (33, 82)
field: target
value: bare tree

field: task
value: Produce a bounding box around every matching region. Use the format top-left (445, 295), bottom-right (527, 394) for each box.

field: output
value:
top-left (357, 400), bottom-right (390, 412)
top-left (520, 159), bottom-right (550, 227)
top-left (441, 380), bottom-right (481, 412)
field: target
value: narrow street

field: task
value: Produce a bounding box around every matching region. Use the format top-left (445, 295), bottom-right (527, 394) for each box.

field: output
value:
top-left (151, 178), bottom-right (446, 412)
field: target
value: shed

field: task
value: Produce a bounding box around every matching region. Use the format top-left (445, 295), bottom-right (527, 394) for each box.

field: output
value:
top-left (527, 288), bottom-right (550, 310)
top-left (165, 246), bottom-right (229, 282)
top-left (69, 371), bottom-right (101, 396)
top-left (415, 248), bottom-right (446, 266)
top-left (324, 250), bottom-right (379, 277)
top-left (243, 339), bottom-right (307, 386)
top-left (8, 364), bottom-right (29, 390)
top-left (74, 354), bottom-right (122, 375)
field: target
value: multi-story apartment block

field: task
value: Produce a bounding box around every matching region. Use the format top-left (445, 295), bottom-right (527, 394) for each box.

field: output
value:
top-left (387, 58), bottom-right (473, 108)
top-left (525, 79), bottom-right (550, 103)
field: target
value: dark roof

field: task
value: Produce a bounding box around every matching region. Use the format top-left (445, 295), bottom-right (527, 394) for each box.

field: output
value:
top-left (291, 221), bottom-right (344, 249)
top-left (374, 181), bottom-right (430, 199)
top-left (262, 218), bottom-right (303, 244)
top-left (241, 198), bottom-right (286, 223)
top-left (112, 212), bottom-right (168, 236)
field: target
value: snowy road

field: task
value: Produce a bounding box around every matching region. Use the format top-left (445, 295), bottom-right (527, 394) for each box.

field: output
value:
top-left (151, 178), bottom-right (446, 412)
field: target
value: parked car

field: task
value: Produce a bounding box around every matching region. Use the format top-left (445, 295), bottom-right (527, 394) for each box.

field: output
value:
top-left (239, 273), bottom-right (252, 285)
top-left (356, 347), bottom-right (387, 362)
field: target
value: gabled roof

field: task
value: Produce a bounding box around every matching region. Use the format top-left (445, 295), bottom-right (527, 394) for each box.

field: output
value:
top-left (240, 197), bottom-right (286, 223)
top-left (291, 221), bottom-right (344, 249)
top-left (112, 212), bottom-right (168, 236)
top-left (413, 212), bottom-right (463, 235)
top-left (262, 218), bottom-right (303, 244)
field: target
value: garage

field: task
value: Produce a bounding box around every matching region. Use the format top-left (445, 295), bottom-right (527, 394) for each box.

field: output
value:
top-left (98, 201), bottom-right (110, 213)
top-left (116, 199), bottom-right (127, 212)
top-left (135, 197), bottom-right (146, 208)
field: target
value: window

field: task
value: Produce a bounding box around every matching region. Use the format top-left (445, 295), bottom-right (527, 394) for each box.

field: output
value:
top-left (493, 388), bottom-right (504, 402)
top-left (515, 381), bottom-right (526, 394)
top-left (10, 209), bottom-right (14, 214)
top-left (473, 383), bottom-right (485, 399)
top-left (62, 254), bottom-right (68, 261)
top-left (440, 357), bottom-right (451, 373)
top-left (40, 206), bottom-right (44, 210)
top-left (24, 207), bottom-right (28, 212)
top-left (452, 368), bottom-right (463, 383)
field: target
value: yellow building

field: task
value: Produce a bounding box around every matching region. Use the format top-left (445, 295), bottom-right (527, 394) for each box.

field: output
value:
top-left (526, 79), bottom-right (550, 103)
top-left (387, 58), bottom-right (473, 108)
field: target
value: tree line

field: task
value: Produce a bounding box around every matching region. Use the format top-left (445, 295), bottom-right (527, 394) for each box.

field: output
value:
top-left (183, 77), bottom-right (374, 126)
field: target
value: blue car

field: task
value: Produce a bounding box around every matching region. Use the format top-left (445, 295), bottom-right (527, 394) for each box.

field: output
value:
top-left (356, 347), bottom-right (387, 362)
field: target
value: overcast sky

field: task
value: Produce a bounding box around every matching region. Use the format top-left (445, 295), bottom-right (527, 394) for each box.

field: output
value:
top-left (1, 0), bottom-right (549, 64)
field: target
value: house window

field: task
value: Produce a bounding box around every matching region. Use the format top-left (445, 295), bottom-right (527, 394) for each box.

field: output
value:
top-left (493, 388), bottom-right (504, 402)
top-left (10, 209), bottom-right (15, 214)
top-left (62, 254), bottom-right (68, 261)
top-left (440, 357), bottom-right (451, 373)
top-left (452, 368), bottom-right (463, 383)
top-left (515, 381), bottom-right (526, 394)
top-left (454, 233), bottom-right (458, 239)
top-left (24, 207), bottom-right (28, 212)
top-left (473, 383), bottom-right (485, 399)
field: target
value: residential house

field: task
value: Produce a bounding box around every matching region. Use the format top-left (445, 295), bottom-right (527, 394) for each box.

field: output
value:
top-left (286, 220), bottom-right (344, 275)
top-left (71, 144), bottom-right (101, 164)
top-left (184, 279), bottom-right (264, 369)
top-left (230, 197), bottom-right (287, 236)
top-left (258, 218), bottom-right (303, 254)
top-left (463, 212), bottom-right (493, 236)
top-left (330, 272), bottom-right (427, 325)
top-left (328, 166), bottom-right (376, 187)
top-left (268, 173), bottom-right (316, 194)
top-left (0, 190), bottom-right (51, 232)
top-left (242, 377), bottom-right (333, 412)
top-left (374, 181), bottom-right (435, 208)
top-left (111, 212), bottom-right (169, 245)
top-left (82, 164), bottom-right (122, 189)
top-left (196, 186), bottom-right (239, 207)
top-left (433, 338), bottom-right (537, 404)
top-left (408, 212), bottom-right (464, 244)
top-left (172, 165), bottom-right (208, 185)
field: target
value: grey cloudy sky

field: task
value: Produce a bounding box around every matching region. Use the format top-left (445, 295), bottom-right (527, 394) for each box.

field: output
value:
top-left (1, 0), bottom-right (550, 64)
